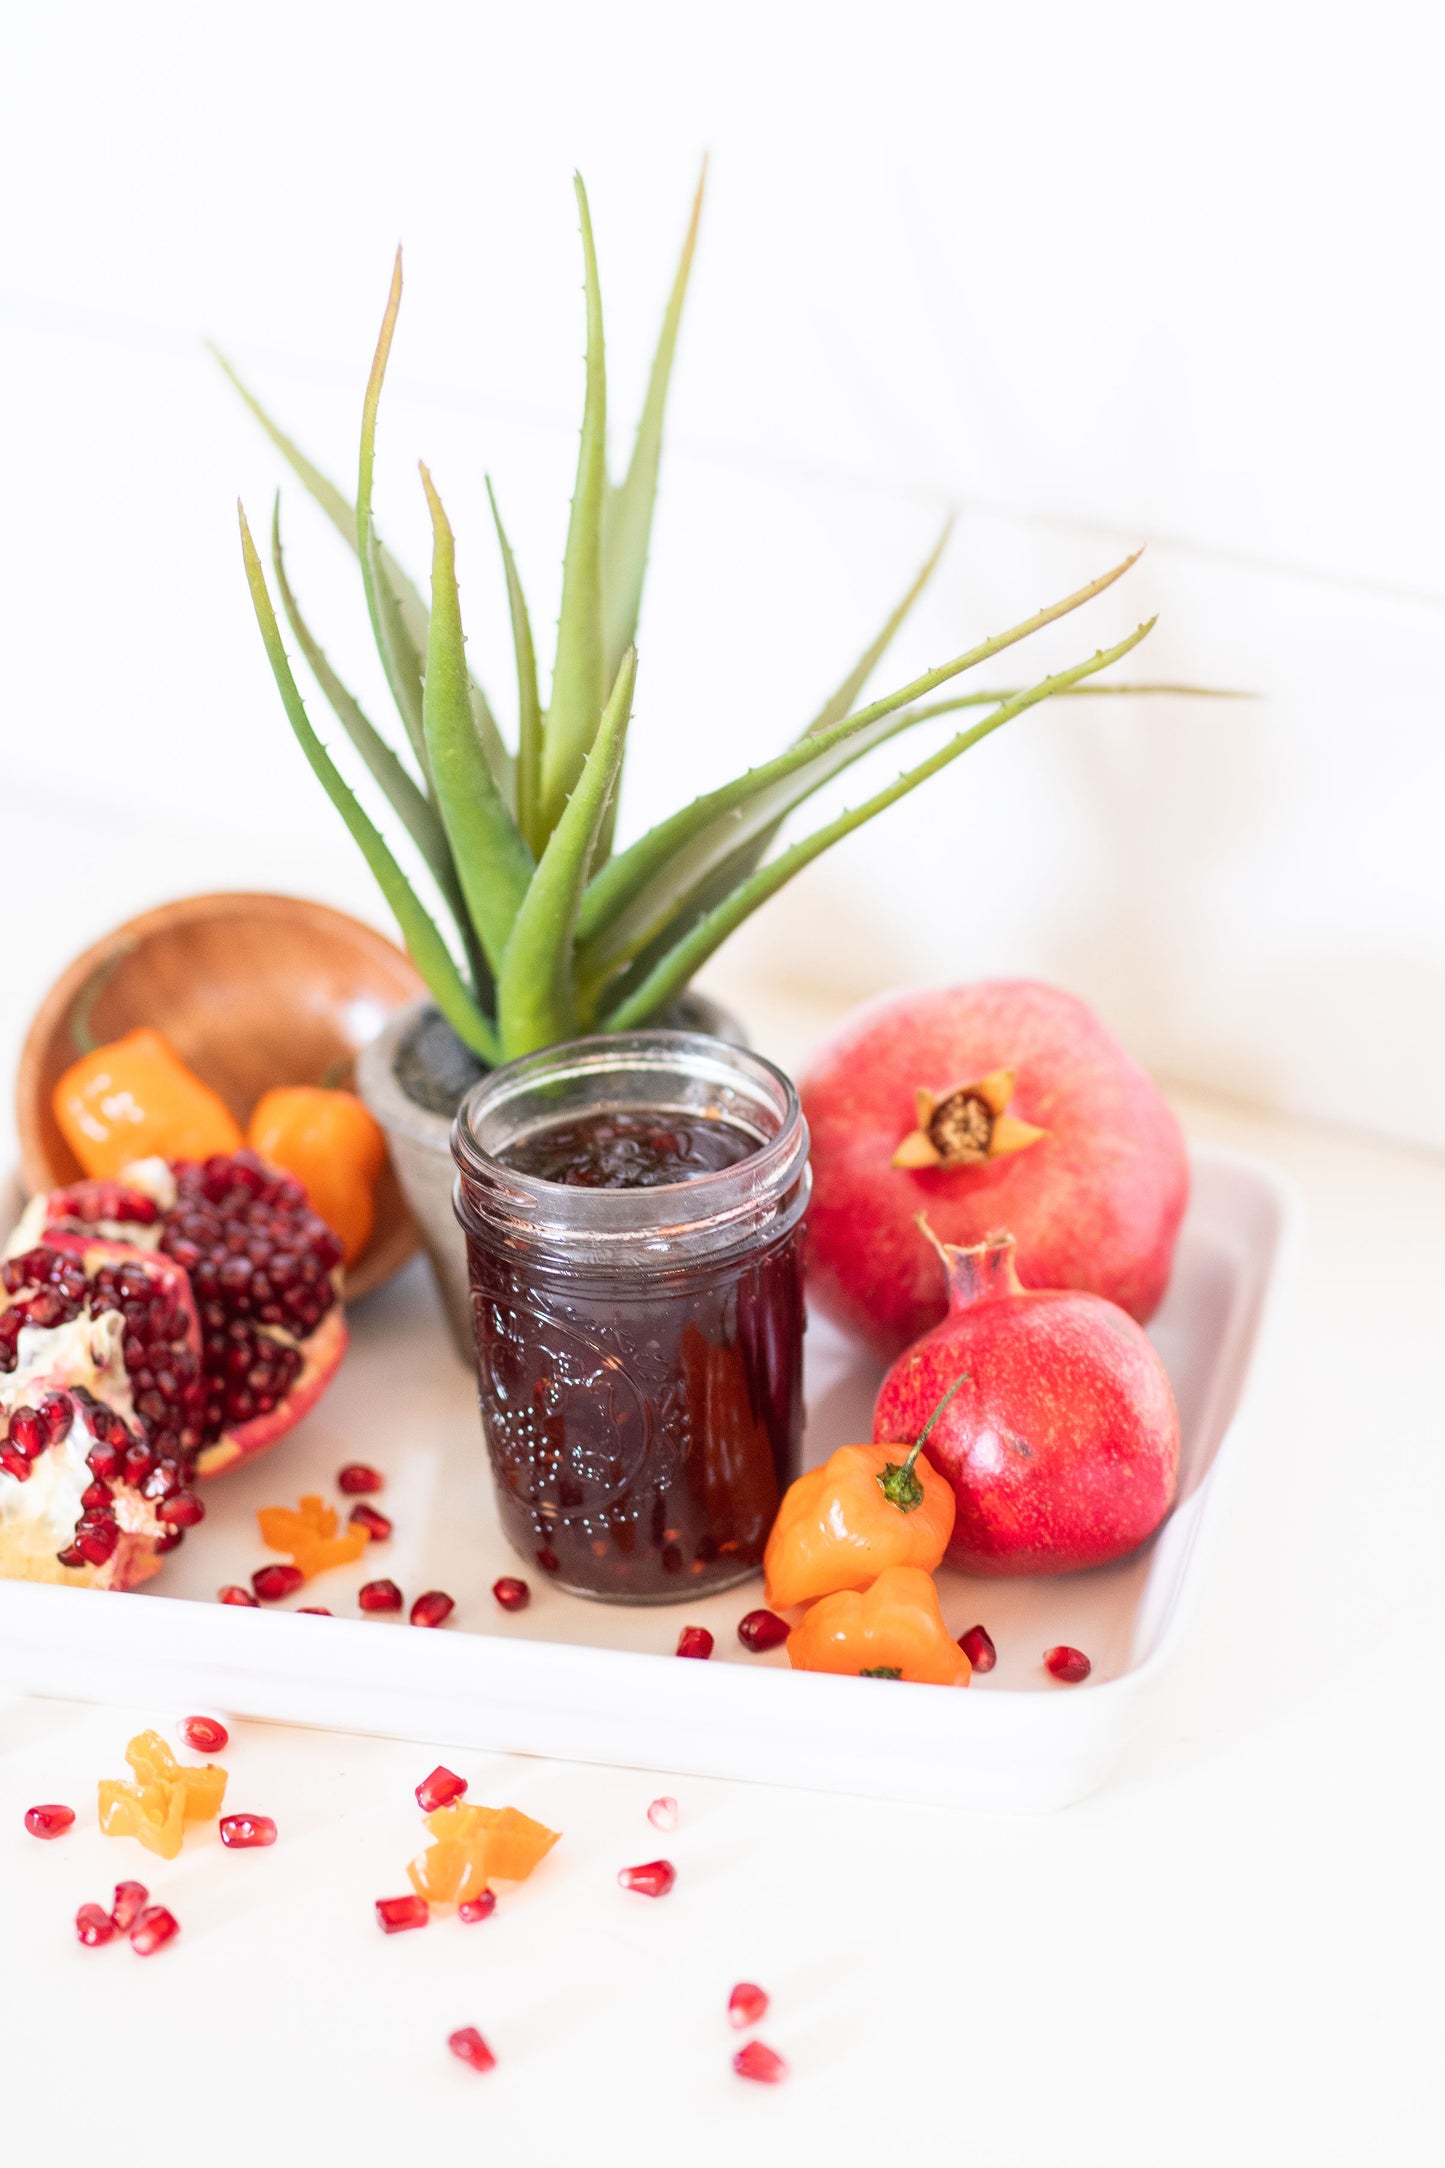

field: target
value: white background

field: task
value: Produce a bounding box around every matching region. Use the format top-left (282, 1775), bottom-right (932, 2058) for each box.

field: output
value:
top-left (1, 5), bottom-right (1442, 2162)
top-left (3, 0), bottom-right (1443, 1140)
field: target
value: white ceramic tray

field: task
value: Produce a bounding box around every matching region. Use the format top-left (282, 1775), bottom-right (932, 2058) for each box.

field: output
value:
top-left (0, 1144), bottom-right (1292, 1811)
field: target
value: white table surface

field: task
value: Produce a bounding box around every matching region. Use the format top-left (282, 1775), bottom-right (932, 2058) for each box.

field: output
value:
top-left (2, 991), bottom-right (1439, 2166)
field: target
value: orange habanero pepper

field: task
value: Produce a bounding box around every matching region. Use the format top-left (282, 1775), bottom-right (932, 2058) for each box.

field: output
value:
top-left (53, 1028), bottom-right (243, 1178)
top-left (762, 1374), bottom-right (966, 1610)
top-left (787, 1565), bottom-right (972, 1686)
top-left (247, 1087), bottom-right (387, 1266)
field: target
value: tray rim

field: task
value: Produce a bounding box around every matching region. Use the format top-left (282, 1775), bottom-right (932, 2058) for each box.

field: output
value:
top-left (0, 1141), bottom-right (1299, 1810)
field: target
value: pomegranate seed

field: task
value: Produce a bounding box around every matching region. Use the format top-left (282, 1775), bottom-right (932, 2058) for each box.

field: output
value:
top-left (416, 1766), bottom-right (467, 1813)
top-left (458, 1891), bottom-right (497, 1924)
top-left (618, 1859), bottom-right (675, 1898)
top-left (7, 1406), bottom-right (45, 1457)
top-left (158, 1489), bottom-right (204, 1527)
top-left (647, 1796), bottom-right (679, 1833)
top-left (676, 1625), bottom-right (713, 1660)
top-left (40, 1391), bottom-right (73, 1442)
top-left (375, 1893), bottom-right (429, 1934)
top-left (447, 2026), bottom-right (496, 2073)
top-left (219, 1813), bottom-right (277, 1848)
top-left (410, 1589), bottom-right (454, 1628)
top-left (338, 1462), bottom-right (383, 1494)
top-left (491, 1576), bottom-right (530, 1612)
top-left (736, 1608), bottom-right (789, 1653)
top-left (24, 1803), bottom-right (75, 1839)
top-left (111, 1880), bottom-right (148, 1931)
top-left (75, 1902), bottom-right (116, 1947)
top-left (359, 1577), bottom-right (403, 1613)
top-left (179, 1715), bottom-right (229, 1754)
top-left (219, 1584), bottom-right (260, 1606)
top-left (733, 2041), bottom-right (787, 2084)
top-left (298, 1606), bottom-right (332, 1615)
top-left (960, 1624), bottom-right (997, 1672)
top-left (348, 1502), bottom-right (391, 1541)
top-left (1044, 1644), bottom-right (1091, 1684)
top-left (728, 1981), bottom-right (770, 2029)
top-left (130, 1904), bottom-right (180, 1956)
top-left (252, 1563), bottom-right (304, 1602)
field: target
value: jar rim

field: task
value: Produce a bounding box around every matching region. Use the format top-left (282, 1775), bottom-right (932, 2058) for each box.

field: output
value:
top-left (451, 1029), bottom-right (809, 1252)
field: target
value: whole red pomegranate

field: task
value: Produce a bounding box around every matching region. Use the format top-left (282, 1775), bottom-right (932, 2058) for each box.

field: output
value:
top-left (872, 1226), bottom-right (1179, 1575)
top-left (801, 980), bottom-right (1188, 1359)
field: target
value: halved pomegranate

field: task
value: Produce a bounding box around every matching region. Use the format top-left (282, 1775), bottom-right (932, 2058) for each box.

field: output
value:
top-left (10, 1153), bottom-right (347, 1478)
top-left (0, 1374), bottom-right (202, 1589)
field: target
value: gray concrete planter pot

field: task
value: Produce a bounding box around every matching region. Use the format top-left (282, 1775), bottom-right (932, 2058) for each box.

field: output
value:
top-left (357, 994), bottom-right (748, 1358)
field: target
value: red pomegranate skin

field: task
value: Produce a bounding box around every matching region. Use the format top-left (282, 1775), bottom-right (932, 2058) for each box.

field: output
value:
top-left (872, 1231), bottom-right (1180, 1576)
top-left (800, 980), bottom-right (1189, 1359)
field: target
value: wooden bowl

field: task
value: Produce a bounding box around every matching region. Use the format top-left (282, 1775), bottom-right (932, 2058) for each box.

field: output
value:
top-left (16, 892), bottom-right (426, 1302)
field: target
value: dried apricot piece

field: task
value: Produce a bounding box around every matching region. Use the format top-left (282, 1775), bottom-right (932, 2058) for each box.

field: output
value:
top-left (417, 1800), bottom-right (560, 1897)
top-left (98, 1778), bottom-right (186, 1860)
top-left (407, 1837), bottom-right (486, 1907)
top-left (125, 1731), bottom-right (227, 1821)
top-left (482, 1807), bottom-right (562, 1883)
top-left (257, 1494), bottom-right (370, 1581)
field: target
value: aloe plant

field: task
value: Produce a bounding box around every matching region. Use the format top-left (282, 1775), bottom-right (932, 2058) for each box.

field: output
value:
top-left (230, 169), bottom-right (1176, 1069)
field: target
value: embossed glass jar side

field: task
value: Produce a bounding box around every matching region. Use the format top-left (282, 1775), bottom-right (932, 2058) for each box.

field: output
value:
top-left (452, 1033), bottom-right (810, 1604)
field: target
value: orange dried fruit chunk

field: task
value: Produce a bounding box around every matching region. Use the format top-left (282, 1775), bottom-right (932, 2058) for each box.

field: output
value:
top-left (100, 1731), bottom-right (228, 1855)
top-left (257, 1494), bottom-right (370, 1582)
top-left (98, 1778), bottom-right (187, 1860)
top-left (407, 1837), bottom-right (487, 1907)
top-left (124, 1730), bottom-right (228, 1821)
top-left (416, 1801), bottom-right (560, 1901)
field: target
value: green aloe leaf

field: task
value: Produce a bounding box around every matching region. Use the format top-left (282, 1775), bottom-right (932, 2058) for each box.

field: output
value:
top-left (238, 502), bottom-right (497, 1063)
top-left (600, 159), bottom-right (705, 679)
top-left (219, 336), bottom-right (515, 801)
top-left (486, 476), bottom-right (545, 857)
top-left (576, 549), bottom-right (1141, 991)
top-left (419, 464), bottom-right (535, 979)
top-left (498, 649), bottom-right (637, 1058)
top-left (538, 175), bottom-right (608, 836)
top-left (600, 616), bottom-right (1156, 1032)
top-left (269, 498), bottom-right (468, 925)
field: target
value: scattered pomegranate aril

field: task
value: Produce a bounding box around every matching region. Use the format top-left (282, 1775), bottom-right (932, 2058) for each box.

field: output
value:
top-left (75, 1902), bottom-right (116, 1947)
top-left (491, 1576), bottom-right (530, 1612)
top-left (219, 1813), bottom-right (277, 1848)
top-left (375, 1893), bottom-right (429, 1934)
top-left (733, 2040), bottom-right (788, 2084)
top-left (130, 1904), bottom-right (180, 1956)
top-left (1044, 1644), bottom-right (1091, 1684)
top-left (218, 1584), bottom-right (260, 1606)
top-left (297, 1606), bottom-right (332, 1615)
top-left (416, 1766), bottom-right (468, 1813)
top-left (337, 1462), bottom-right (383, 1495)
top-left (676, 1626), bottom-right (714, 1660)
top-left (728, 1981), bottom-right (770, 2030)
top-left (960, 1624), bottom-right (997, 1672)
top-left (647, 1796), bottom-right (679, 1833)
top-left (252, 1562), bottom-right (304, 1602)
top-left (618, 1859), bottom-right (676, 1899)
top-left (111, 1880), bottom-right (149, 1931)
top-left (157, 1489), bottom-right (204, 1528)
top-left (359, 1577), bottom-right (403, 1614)
top-left (410, 1589), bottom-right (454, 1628)
top-left (736, 1608), bottom-right (789, 1654)
top-left (458, 1891), bottom-right (497, 1924)
top-left (179, 1715), bottom-right (229, 1754)
top-left (348, 1502), bottom-right (391, 1542)
top-left (448, 2027), bottom-right (496, 2073)
top-left (24, 1803), bottom-right (75, 1839)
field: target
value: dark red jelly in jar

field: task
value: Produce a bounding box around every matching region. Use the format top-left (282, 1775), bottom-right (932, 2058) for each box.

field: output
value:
top-left (452, 1034), bottom-right (810, 1604)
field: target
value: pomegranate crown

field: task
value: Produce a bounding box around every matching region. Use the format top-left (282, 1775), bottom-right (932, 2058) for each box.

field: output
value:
top-left (225, 172), bottom-right (1183, 1067)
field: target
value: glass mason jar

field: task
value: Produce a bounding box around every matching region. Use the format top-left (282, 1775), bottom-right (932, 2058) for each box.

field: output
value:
top-left (451, 1031), bottom-right (810, 1604)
